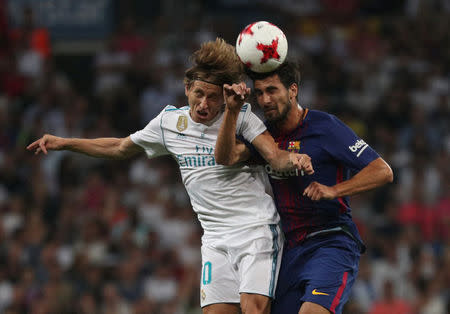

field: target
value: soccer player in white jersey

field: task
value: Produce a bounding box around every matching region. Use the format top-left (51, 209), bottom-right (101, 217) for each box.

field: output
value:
top-left (27, 38), bottom-right (313, 314)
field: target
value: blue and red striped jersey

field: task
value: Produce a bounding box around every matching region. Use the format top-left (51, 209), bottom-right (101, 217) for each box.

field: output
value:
top-left (261, 109), bottom-right (379, 249)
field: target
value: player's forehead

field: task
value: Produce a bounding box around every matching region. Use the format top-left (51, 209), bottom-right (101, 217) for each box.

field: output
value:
top-left (190, 80), bottom-right (223, 95)
top-left (254, 74), bottom-right (284, 90)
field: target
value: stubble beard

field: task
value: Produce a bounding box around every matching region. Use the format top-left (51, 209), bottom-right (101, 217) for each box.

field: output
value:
top-left (266, 97), bottom-right (293, 125)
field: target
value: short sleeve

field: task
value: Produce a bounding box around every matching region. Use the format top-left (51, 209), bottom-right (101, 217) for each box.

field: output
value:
top-left (130, 109), bottom-right (170, 158)
top-left (236, 103), bottom-right (267, 143)
top-left (323, 115), bottom-right (379, 171)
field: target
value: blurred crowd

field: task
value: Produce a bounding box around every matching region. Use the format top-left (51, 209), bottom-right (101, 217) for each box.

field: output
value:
top-left (0, 0), bottom-right (449, 313)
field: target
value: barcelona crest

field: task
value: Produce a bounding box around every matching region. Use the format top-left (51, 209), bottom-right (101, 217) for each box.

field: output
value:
top-left (287, 141), bottom-right (301, 153)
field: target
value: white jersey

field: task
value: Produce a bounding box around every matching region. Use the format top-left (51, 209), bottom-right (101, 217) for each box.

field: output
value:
top-left (130, 104), bottom-right (279, 240)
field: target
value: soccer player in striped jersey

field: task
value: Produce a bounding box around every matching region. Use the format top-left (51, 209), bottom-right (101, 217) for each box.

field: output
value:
top-left (27, 39), bottom-right (314, 314)
top-left (215, 61), bottom-right (393, 314)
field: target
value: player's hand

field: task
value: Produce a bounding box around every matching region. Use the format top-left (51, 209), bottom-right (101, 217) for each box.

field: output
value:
top-left (303, 182), bottom-right (337, 201)
top-left (290, 153), bottom-right (314, 175)
top-left (26, 134), bottom-right (64, 155)
top-left (223, 82), bottom-right (251, 112)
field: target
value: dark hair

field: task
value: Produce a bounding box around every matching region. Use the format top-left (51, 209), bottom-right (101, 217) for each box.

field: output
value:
top-left (246, 60), bottom-right (301, 90)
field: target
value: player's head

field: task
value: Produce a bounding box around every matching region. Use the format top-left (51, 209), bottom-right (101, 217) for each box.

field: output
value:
top-left (247, 61), bottom-right (301, 123)
top-left (184, 38), bottom-right (244, 123)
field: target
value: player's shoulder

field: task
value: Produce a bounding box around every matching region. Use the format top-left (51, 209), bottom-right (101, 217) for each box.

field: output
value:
top-left (154, 105), bottom-right (189, 127)
top-left (236, 102), bottom-right (253, 122)
top-left (241, 102), bottom-right (251, 112)
top-left (306, 109), bottom-right (334, 121)
top-left (163, 105), bottom-right (190, 113)
top-left (306, 109), bottom-right (343, 127)
top-left (159, 105), bottom-right (190, 119)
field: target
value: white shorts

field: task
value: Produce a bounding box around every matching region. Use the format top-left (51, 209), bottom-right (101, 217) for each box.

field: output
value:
top-left (200, 223), bottom-right (284, 307)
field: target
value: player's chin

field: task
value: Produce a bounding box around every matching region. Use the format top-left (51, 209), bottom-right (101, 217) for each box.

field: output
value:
top-left (264, 111), bottom-right (280, 121)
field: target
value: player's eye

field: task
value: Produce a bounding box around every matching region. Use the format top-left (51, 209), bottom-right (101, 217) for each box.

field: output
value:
top-left (208, 94), bottom-right (220, 101)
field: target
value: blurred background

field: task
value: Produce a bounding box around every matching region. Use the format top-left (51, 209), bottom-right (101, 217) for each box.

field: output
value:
top-left (0, 0), bottom-right (448, 313)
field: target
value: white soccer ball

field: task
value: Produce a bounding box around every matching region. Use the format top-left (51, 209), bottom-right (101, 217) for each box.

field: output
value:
top-left (236, 21), bottom-right (288, 73)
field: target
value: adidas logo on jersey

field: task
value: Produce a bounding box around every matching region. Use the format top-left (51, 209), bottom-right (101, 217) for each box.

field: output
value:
top-left (265, 164), bottom-right (300, 180)
top-left (349, 139), bottom-right (368, 157)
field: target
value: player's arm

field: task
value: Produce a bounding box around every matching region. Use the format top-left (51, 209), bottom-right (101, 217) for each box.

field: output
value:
top-left (304, 115), bottom-right (393, 201)
top-left (251, 131), bottom-right (313, 173)
top-left (304, 157), bottom-right (393, 201)
top-left (215, 83), bottom-right (313, 173)
top-left (216, 110), bottom-right (312, 173)
top-left (26, 134), bottom-right (143, 160)
top-left (215, 83), bottom-right (254, 165)
top-left (215, 99), bottom-right (249, 165)
top-left (233, 140), bottom-right (252, 163)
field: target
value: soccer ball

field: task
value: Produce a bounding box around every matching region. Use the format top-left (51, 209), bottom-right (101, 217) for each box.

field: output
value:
top-left (236, 21), bottom-right (288, 73)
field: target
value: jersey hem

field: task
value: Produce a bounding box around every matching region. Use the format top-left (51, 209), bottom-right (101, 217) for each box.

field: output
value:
top-left (201, 301), bottom-right (240, 308)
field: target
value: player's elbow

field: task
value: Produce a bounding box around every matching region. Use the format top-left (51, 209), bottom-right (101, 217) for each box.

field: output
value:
top-left (116, 138), bottom-right (135, 160)
top-left (378, 159), bottom-right (394, 184)
top-left (215, 153), bottom-right (234, 166)
top-left (368, 158), bottom-right (394, 186)
top-left (384, 164), bottom-right (394, 183)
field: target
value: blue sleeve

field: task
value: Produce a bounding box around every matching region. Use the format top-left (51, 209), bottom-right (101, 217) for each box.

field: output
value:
top-left (323, 115), bottom-right (379, 171)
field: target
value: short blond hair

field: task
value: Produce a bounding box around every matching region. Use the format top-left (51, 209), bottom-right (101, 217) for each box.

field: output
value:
top-left (184, 38), bottom-right (244, 87)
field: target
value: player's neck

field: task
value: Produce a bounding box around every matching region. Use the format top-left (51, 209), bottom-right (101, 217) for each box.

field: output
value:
top-left (277, 103), bottom-right (304, 133)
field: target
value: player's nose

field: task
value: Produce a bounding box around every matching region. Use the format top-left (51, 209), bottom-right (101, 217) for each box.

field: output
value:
top-left (260, 93), bottom-right (272, 107)
top-left (261, 92), bottom-right (272, 105)
top-left (198, 97), bottom-right (208, 109)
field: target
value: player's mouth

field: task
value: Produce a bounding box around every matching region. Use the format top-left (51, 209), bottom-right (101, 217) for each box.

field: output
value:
top-left (193, 109), bottom-right (210, 122)
top-left (264, 108), bottom-right (278, 115)
top-left (196, 110), bottom-right (208, 118)
top-left (197, 110), bottom-right (208, 117)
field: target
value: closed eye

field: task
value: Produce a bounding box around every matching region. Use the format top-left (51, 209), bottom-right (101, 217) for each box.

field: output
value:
top-left (266, 86), bottom-right (278, 94)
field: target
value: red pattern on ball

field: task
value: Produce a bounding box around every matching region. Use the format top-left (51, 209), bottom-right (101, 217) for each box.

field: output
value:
top-left (238, 22), bottom-right (256, 45)
top-left (256, 38), bottom-right (280, 64)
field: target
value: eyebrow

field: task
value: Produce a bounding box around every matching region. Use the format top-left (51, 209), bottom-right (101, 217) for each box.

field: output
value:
top-left (255, 85), bottom-right (277, 92)
top-left (194, 88), bottom-right (219, 97)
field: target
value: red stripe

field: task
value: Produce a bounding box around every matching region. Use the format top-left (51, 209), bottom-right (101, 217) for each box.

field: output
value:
top-left (330, 271), bottom-right (348, 313)
top-left (337, 198), bottom-right (346, 214)
top-left (336, 165), bottom-right (346, 214)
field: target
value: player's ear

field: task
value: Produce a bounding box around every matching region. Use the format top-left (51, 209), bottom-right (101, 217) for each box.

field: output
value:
top-left (185, 84), bottom-right (190, 96)
top-left (288, 83), bottom-right (298, 99)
